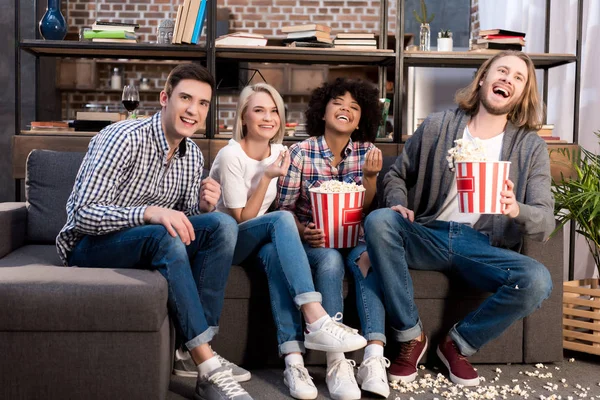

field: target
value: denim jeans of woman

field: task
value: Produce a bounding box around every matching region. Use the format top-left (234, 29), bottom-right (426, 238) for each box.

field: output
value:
top-left (302, 242), bottom-right (387, 344)
top-left (68, 212), bottom-right (238, 351)
top-left (364, 208), bottom-right (552, 356)
top-left (233, 210), bottom-right (322, 355)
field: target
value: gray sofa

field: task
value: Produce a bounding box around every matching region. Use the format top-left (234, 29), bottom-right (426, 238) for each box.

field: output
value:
top-left (0, 150), bottom-right (564, 400)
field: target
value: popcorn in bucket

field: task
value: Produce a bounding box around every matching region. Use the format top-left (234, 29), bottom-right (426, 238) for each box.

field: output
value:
top-left (309, 181), bottom-right (366, 248)
top-left (447, 138), bottom-right (510, 214)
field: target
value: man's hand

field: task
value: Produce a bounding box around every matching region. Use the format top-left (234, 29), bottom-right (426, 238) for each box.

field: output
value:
top-left (303, 222), bottom-right (325, 247)
top-left (199, 177), bottom-right (221, 213)
top-left (144, 206), bottom-right (195, 245)
top-left (501, 179), bottom-right (520, 218)
top-left (391, 204), bottom-right (415, 222)
top-left (264, 149), bottom-right (291, 179)
top-left (362, 147), bottom-right (383, 178)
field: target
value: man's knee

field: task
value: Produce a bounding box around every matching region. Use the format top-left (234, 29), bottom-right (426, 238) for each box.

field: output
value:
top-left (365, 208), bottom-right (396, 233)
top-left (521, 261), bottom-right (553, 307)
top-left (191, 212), bottom-right (238, 238)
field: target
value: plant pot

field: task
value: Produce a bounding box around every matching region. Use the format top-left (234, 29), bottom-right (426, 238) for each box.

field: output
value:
top-left (437, 37), bottom-right (453, 52)
top-left (563, 279), bottom-right (600, 355)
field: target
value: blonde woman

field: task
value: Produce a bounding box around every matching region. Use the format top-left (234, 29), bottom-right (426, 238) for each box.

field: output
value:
top-left (209, 83), bottom-right (366, 400)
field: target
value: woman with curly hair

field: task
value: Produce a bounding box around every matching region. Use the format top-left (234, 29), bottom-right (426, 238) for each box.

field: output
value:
top-left (275, 78), bottom-right (389, 399)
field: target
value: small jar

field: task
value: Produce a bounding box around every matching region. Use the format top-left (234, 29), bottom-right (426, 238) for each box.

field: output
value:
top-left (140, 77), bottom-right (150, 91)
top-left (111, 67), bottom-right (122, 90)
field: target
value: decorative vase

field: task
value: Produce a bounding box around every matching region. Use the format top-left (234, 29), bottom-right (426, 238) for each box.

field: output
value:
top-left (437, 34), bottom-right (453, 52)
top-left (419, 23), bottom-right (430, 51)
top-left (39, 0), bottom-right (67, 40)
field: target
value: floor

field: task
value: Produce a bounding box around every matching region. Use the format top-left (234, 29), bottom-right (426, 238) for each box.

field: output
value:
top-left (167, 350), bottom-right (600, 399)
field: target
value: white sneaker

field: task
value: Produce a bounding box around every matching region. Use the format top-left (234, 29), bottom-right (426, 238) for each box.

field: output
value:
top-left (326, 359), bottom-right (361, 400)
top-left (357, 356), bottom-right (391, 398)
top-left (304, 313), bottom-right (367, 353)
top-left (283, 364), bottom-right (318, 400)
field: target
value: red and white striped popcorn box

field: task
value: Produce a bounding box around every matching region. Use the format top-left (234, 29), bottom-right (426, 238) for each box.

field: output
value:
top-left (455, 161), bottom-right (511, 214)
top-left (309, 188), bottom-right (366, 248)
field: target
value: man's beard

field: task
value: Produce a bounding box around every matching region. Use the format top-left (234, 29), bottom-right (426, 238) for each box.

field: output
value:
top-left (480, 92), bottom-right (516, 116)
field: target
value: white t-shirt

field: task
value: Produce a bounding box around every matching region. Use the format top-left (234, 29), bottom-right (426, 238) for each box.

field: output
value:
top-left (436, 126), bottom-right (504, 226)
top-left (210, 139), bottom-right (285, 217)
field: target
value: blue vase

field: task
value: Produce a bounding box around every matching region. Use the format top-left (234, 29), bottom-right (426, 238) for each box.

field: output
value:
top-left (39, 0), bottom-right (67, 40)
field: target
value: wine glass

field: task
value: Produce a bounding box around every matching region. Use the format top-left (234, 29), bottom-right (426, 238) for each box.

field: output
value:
top-left (122, 84), bottom-right (140, 119)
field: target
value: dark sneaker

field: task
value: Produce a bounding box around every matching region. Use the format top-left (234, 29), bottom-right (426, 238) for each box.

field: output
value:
top-left (387, 336), bottom-right (428, 383)
top-left (173, 350), bottom-right (251, 382)
top-left (436, 337), bottom-right (480, 386)
top-left (194, 366), bottom-right (253, 400)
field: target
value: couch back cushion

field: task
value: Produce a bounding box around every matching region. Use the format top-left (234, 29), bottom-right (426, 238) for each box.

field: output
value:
top-left (374, 156), bottom-right (398, 209)
top-left (26, 150), bottom-right (85, 243)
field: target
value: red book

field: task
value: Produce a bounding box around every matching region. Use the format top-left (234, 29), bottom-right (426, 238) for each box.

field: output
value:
top-left (482, 34), bottom-right (525, 39)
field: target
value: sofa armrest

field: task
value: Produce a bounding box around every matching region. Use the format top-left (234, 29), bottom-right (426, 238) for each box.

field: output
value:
top-left (0, 203), bottom-right (27, 259)
top-left (521, 225), bottom-right (564, 362)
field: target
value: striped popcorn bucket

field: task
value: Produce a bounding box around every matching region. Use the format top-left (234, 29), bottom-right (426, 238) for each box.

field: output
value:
top-left (309, 188), bottom-right (366, 248)
top-left (455, 161), bottom-right (511, 214)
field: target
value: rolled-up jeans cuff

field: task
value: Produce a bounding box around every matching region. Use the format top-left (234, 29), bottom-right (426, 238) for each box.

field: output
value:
top-left (364, 332), bottom-right (387, 345)
top-left (449, 324), bottom-right (477, 357)
top-left (185, 326), bottom-right (219, 351)
top-left (279, 340), bottom-right (305, 356)
top-left (392, 320), bottom-right (422, 342)
top-left (294, 292), bottom-right (322, 308)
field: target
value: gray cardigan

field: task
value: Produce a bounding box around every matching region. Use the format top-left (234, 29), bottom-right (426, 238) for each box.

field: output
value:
top-left (383, 108), bottom-right (555, 249)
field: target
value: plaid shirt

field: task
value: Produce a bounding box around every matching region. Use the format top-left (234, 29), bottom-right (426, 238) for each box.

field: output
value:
top-left (56, 112), bottom-right (204, 265)
top-left (277, 135), bottom-right (374, 225)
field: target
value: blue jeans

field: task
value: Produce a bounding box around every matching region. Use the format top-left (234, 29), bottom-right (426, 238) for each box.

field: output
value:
top-left (303, 243), bottom-right (387, 344)
top-left (364, 208), bottom-right (552, 356)
top-left (68, 212), bottom-right (238, 351)
top-left (233, 211), bottom-right (322, 356)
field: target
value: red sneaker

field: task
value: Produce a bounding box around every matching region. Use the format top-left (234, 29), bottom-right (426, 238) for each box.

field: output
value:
top-left (436, 337), bottom-right (480, 386)
top-left (387, 336), bottom-right (428, 383)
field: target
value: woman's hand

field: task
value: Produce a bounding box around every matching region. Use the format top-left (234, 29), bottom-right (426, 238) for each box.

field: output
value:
top-left (303, 222), bottom-right (325, 247)
top-left (264, 149), bottom-right (291, 179)
top-left (362, 147), bottom-right (383, 178)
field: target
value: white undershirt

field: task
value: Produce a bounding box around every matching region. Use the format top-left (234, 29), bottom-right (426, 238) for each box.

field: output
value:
top-left (209, 139), bottom-right (284, 216)
top-left (436, 126), bottom-right (504, 226)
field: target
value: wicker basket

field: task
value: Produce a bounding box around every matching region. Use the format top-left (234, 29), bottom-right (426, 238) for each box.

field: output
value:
top-left (563, 279), bottom-right (600, 355)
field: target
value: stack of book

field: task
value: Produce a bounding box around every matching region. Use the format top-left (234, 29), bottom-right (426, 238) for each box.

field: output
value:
top-left (472, 29), bottom-right (525, 51)
top-left (333, 33), bottom-right (377, 50)
top-left (172, 0), bottom-right (208, 44)
top-left (281, 24), bottom-right (333, 48)
top-left (84, 21), bottom-right (139, 44)
top-left (215, 32), bottom-right (267, 47)
top-left (536, 124), bottom-right (565, 143)
top-left (73, 111), bottom-right (127, 132)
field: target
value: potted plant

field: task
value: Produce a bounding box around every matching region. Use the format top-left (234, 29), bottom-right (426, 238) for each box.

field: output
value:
top-left (437, 29), bottom-right (453, 51)
top-left (413, 0), bottom-right (434, 51)
top-left (551, 132), bottom-right (600, 356)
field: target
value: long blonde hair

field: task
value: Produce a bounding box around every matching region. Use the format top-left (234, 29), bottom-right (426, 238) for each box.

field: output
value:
top-left (232, 83), bottom-right (286, 144)
top-left (455, 51), bottom-right (544, 130)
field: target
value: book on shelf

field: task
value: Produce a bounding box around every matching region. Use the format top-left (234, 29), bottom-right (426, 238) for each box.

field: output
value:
top-left (72, 120), bottom-right (115, 132)
top-left (470, 42), bottom-right (522, 51)
top-left (285, 41), bottom-right (334, 48)
top-left (537, 124), bottom-right (555, 137)
top-left (94, 20), bottom-right (140, 28)
top-left (174, 0), bottom-right (192, 44)
top-left (191, 0), bottom-right (208, 44)
top-left (478, 28), bottom-right (526, 38)
top-left (285, 30), bottom-right (331, 40)
top-left (181, 0), bottom-right (201, 44)
top-left (172, 5), bottom-right (184, 44)
top-left (333, 39), bottom-right (377, 46)
top-left (281, 24), bottom-right (331, 34)
top-left (333, 44), bottom-right (378, 50)
top-left (92, 38), bottom-right (138, 43)
top-left (215, 32), bottom-right (267, 46)
top-left (76, 111), bottom-right (127, 122)
top-left (477, 37), bottom-right (525, 46)
top-left (91, 24), bottom-right (138, 33)
top-left (335, 32), bottom-right (375, 40)
top-left (30, 121), bottom-right (69, 129)
top-left (83, 30), bottom-right (137, 40)
top-left (282, 36), bottom-right (333, 44)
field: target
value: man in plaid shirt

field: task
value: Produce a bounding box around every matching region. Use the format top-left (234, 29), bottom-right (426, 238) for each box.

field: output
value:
top-left (56, 64), bottom-right (253, 400)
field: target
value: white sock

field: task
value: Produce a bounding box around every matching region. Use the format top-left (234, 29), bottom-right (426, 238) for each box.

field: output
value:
top-left (284, 353), bottom-right (304, 369)
top-left (197, 355), bottom-right (222, 378)
top-left (326, 352), bottom-right (345, 367)
top-left (363, 343), bottom-right (384, 361)
top-left (306, 314), bottom-right (329, 332)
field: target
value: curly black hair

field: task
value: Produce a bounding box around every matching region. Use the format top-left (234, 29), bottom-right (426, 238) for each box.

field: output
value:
top-left (305, 78), bottom-right (382, 143)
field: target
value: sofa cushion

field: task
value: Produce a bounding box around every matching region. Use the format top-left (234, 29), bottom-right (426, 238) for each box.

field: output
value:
top-left (0, 245), bottom-right (168, 332)
top-left (25, 150), bottom-right (85, 244)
